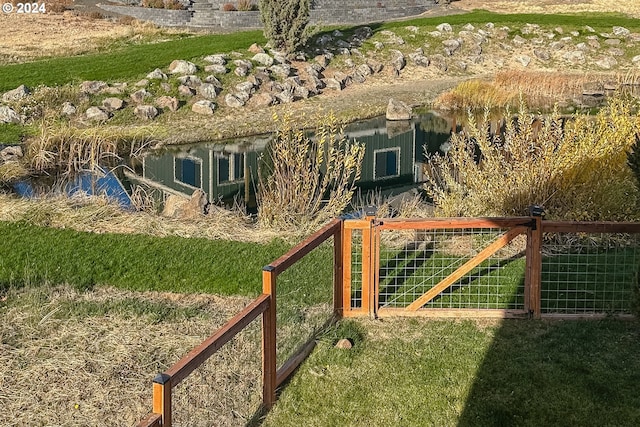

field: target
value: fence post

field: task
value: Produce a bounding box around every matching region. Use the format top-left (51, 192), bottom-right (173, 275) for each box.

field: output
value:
top-left (334, 220), bottom-right (344, 317)
top-left (525, 207), bottom-right (544, 319)
top-left (262, 267), bottom-right (277, 409)
top-left (342, 226), bottom-right (353, 316)
top-left (152, 373), bottom-right (172, 427)
top-left (362, 206), bottom-right (377, 318)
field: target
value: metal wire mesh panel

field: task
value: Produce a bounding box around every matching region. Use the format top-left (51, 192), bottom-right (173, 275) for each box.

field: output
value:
top-left (541, 233), bottom-right (640, 315)
top-left (378, 228), bottom-right (527, 310)
top-left (350, 229), bottom-right (363, 310)
top-left (171, 318), bottom-right (262, 427)
top-left (274, 241), bottom-right (334, 366)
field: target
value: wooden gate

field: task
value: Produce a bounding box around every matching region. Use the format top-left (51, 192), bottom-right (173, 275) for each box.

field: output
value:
top-left (341, 215), bottom-right (543, 319)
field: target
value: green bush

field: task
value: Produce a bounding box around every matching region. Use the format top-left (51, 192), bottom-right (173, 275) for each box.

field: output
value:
top-left (259, 0), bottom-right (311, 54)
top-left (425, 97), bottom-right (640, 220)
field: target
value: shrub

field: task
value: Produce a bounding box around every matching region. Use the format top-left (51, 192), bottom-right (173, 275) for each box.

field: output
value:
top-left (257, 111), bottom-right (365, 231)
top-left (259, 0), bottom-right (311, 54)
top-left (222, 3), bottom-right (236, 11)
top-left (163, 0), bottom-right (185, 10)
top-left (424, 97), bottom-right (640, 221)
top-left (237, 0), bottom-right (257, 11)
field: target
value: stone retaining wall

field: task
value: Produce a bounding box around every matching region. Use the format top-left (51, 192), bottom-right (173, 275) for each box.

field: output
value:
top-left (98, 0), bottom-right (437, 29)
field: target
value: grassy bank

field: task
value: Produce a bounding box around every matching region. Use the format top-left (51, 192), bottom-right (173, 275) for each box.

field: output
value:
top-left (0, 221), bottom-right (332, 305)
top-left (264, 318), bottom-right (640, 426)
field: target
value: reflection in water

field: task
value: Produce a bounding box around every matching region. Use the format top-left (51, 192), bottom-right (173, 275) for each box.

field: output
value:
top-left (124, 112), bottom-right (455, 209)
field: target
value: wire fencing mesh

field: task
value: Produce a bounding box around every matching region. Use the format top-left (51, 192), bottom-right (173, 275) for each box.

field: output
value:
top-left (350, 229), bottom-right (363, 311)
top-left (170, 316), bottom-right (262, 427)
top-left (376, 227), bottom-right (527, 310)
top-left (541, 232), bottom-right (640, 315)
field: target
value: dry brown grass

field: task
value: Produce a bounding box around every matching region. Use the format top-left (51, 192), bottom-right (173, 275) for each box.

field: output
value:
top-left (0, 285), bottom-right (261, 427)
top-left (0, 193), bottom-right (283, 242)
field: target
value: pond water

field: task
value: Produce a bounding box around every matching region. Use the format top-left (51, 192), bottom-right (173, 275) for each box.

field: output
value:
top-left (123, 111), bottom-right (456, 210)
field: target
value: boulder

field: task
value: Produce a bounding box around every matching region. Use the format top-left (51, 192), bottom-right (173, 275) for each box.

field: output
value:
top-left (162, 190), bottom-right (208, 219)
top-left (517, 55), bottom-right (532, 67)
top-left (314, 54), bottom-right (330, 68)
top-left (177, 75), bottom-right (202, 88)
top-left (135, 79), bottom-right (149, 88)
top-left (409, 52), bottom-right (430, 67)
top-left (203, 54), bottom-right (227, 65)
top-left (270, 64), bottom-right (291, 78)
top-left (386, 98), bottom-right (411, 121)
top-left (205, 75), bottom-right (223, 87)
top-left (169, 60), bottom-right (197, 75)
top-left (612, 26), bottom-right (630, 37)
top-left (198, 83), bottom-right (220, 100)
top-left (276, 87), bottom-right (295, 104)
top-left (324, 78), bottom-right (343, 91)
top-left (595, 56), bottom-right (618, 69)
top-left (102, 97), bottom-right (125, 112)
top-left (368, 60), bottom-right (384, 74)
top-left (534, 49), bottom-right (551, 61)
top-left (248, 43), bottom-right (264, 54)
top-left (236, 81), bottom-right (256, 94)
top-left (0, 106), bottom-right (21, 124)
top-left (178, 85), bottom-right (196, 97)
top-left (61, 102), bottom-right (77, 116)
top-left (156, 96), bottom-right (180, 112)
top-left (0, 145), bottom-right (23, 162)
top-left (191, 100), bottom-right (216, 115)
top-left (225, 93), bottom-right (245, 108)
top-left (85, 106), bottom-right (110, 122)
top-left (334, 339), bottom-right (353, 350)
top-left (562, 50), bottom-right (586, 63)
top-left (2, 85), bottom-right (30, 103)
top-left (134, 105), bottom-right (159, 120)
top-left (308, 75), bottom-right (326, 91)
top-left (252, 53), bottom-right (274, 67)
top-left (205, 64), bottom-right (228, 74)
top-left (436, 23), bottom-right (452, 33)
top-left (390, 50), bottom-right (406, 72)
top-left (442, 39), bottom-right (462, 55)
top-left (251, 93), bottom-right (277, 108)
top-left (80, 81), bottom-right (108, 94)
top-left (430, 54), bottom-right (448, 72)
top-left (130, 89), bottom-right (152, 104)
top-left (146, 68), bottom-right (168, 80)
top-left (357, 63), bottom-right (373, 76)
top-left (234, 66), bottom-right (250, 77)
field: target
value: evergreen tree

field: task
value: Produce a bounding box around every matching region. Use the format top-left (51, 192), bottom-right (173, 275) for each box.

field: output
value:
top-left (259, 0), bottom-right (311, 55)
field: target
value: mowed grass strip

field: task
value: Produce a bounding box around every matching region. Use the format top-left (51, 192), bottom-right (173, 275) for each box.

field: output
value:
top-left (264, 318), bottom-right (640, 427)
top-left (0, 221), bottom-right (333, 303)
top-left (0, 31), bottom-right (265, 92)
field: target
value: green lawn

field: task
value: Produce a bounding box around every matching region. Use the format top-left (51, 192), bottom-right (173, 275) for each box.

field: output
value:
top-left (263, 317), bottom-right (640, 427)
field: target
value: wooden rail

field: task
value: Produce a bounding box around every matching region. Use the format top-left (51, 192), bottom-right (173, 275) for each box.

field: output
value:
top-left (138, 218), bottom-right (344, 426)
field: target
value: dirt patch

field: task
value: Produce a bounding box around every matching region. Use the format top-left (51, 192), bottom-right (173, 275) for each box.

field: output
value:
top-left (451, 0), bottom-right (640, 17)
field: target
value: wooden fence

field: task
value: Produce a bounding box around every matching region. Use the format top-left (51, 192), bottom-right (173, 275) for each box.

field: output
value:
top-left (138, 215), bottom-right (640, 425)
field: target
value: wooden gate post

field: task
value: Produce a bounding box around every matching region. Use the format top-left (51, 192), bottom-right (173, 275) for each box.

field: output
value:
top-left (525, 208), bottom-right (543, 319)
top-left (362, 206), bottom-right (378, 318)
top-left (152, 373), bottom-right (172, 427)
top-left (333, 220), bottom-right (344, 317)
top-left (262, 267), bottom-right (277, 408)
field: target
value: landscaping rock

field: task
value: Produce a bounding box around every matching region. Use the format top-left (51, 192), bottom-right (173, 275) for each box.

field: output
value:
top-left (563, 50), bottom-right (586, 63)
top-left (85, 106), bottom-right (110, 122)
top-left (177, 75), bottom-right (202, 88)
top-left (517, 55), bottom-right (532, 67)
top-left (198, 83), bottom-right (220, 100)
top-left (191, 100), bottom-right (216, 115)
top-left (162, 189), bottom-right (207, 219)
top-left (0, 106), bottom-right (21, 124)
top-left (135, 79), bottom-right (149, 88)
top-left (225, 93), bottom-right (245, 108)
top-left (390, 50), bottom-right (406, 72)
top-left (534, 49), bottom-right (551, 61)
top-left (595, 56), bottom-right (618, 69)
top-left (169, 60), bottom-right (198, 75)
top-left (357, 63), bottom-right (373, 77)
top-left (430, 54), bottom-right (448, 72)
top-left (130, 89), bottom-right (152, 104)
top-left (134, 105), bottom-right (158, 120)
top-left (146, 68), bottom-right (167, 80)
top-left (325, 78), bottom-right (343, 91)
top-left (436, 23), bottom-right (452, 33)
top-left (248, 43), bottom-right (264, 54)
top-left (156, 96), bottom-right (180, 112)
top-left (613, 26), bottom-right (630, 37)
top-left (276, 87), bottom-right (295, 104)
top-left (205, 64), bottom-right (228, 74)
top-left (234, 66), bottom-right (250, 77)
top-left (442, 39), bottom-right (462, 55)
top-left (252, 53), bottom-right (274, 67)
top-left (80, 80), bottom-right (108, 94)
top-left (236, 81), bottom-right (256, 94)
top-left (604, 38), bottom-right (621, 46)
top-left (61, 102), bottom-right (77, 116)
top-left (270, 64), bottom-right (291, 78)
top-left (0, 145), bottom-right (23, 162)
top-left (335, 339), bottom-right (353, 350)
top-left (178, 85), bottom-right (196, 97)
top-left (204, 54), bottom-right (227, 65)
top-left (102, 97), bottom-right (125, 112)
top-left (308, 75), bottom-right (326, 91)
top-left (251, 93), bottom-right (276, 108)
top-left (368, 60), bottom-right (384, 74)
top-left (409, 52), bottom-right (430, 67)
top-left (2, 85), bottom-right (30, 103)
top-left (386, 98), bottom-right (411, 121)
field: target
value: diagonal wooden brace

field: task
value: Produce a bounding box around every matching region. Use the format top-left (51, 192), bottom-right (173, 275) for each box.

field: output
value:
top-left (406, 226), bottom-right (527, 311)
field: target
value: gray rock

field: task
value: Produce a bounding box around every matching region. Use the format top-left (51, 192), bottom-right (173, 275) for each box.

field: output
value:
top-left (429, 31), bottom-right (442, 38)
top-left (156, 96), bottom-right (180, 112)
top-left (252, 53), bottom-right (274, 67)
top-left (192, 100), bottom-right (216, 115)
top-left (588, 38), bottom-right (601, 49)
top-left (61, 102), bottom-right (76, 116)
top-left (344, 58), bottom-right (355, 68)
top-left (178, 85), bottom-right (196, 97)
top-left (333, 72), bottom-right (351, 87)
top-left (374, 41), bottom-right (385, 50)
top-left (336, 39), bottom-right (352, 48)
top-left (0, 145), bottom-right (23, 162)
top-left (203, 54), bottom-right (227, 65)
top-left (2, 85), bottom-right (30, 103)
top-left (463, 23), bottom-right (475, 31)
top-left (351, 72), bottom-right (366, 84)
top-left (85, 106), bottom-right (110, 122)
top-left (443, 39), bottom-right (462, 55)
top-left (570, 31), bottom-right (580, 37)
top-left (325, 78), bottom-right (343, 91)
top-left (604, 38), bottom-right (621, 46)
top-left (314, 54), bottom-right (329, 68)
top-left (595, 57), bottom-right (618, 69)
top-left (555, 26), bottom-right (564, 34)
top-left (316, 34), bottom-right (333, 46)
top-left (512, 35), bottom-right (527, 46)
top-left (549, 41), bottom-right (565, 50)
top-left (563, 50), bottom-right (586, 63)
top-left (130, 89), bottom-right (152, 104)
top-left (470, 44), bottom-right (483, 56)
top-left (353, 26), bottom-right (373, 40)
top-left (390, 50), bottom-right (406, 71)
top-left (386, 98), bottom-right (411, 121)
top-left (430, 54), bottom-right (448, 72)
top-left (436, 23), bottom-right (452, 33)
top-left (585, 26), bottom-right (596, 33)
top-left (169, 60), bottom-right (198, 75)
top-left (161, 83), bottom-right (172, 93)
top-left (233, 59), bottom-right (253, 70)
top-left (135, 79), bottom-right (149, 88)
top-left (146, 68), bottom-right (167, 80)
top-left (204, 75), bottom-right (223, 87)
top-left (205, 64), bottom-right (228, 74)
top-left (613, 26), bottom-right (630, 37)
top-left (409, 52), bottom-right (430, 67)
top-left (134, 105), bottom-right (158, 120)
top-left (198, 83), bottom-right (219, 100)
top-left (357, 63), bottom-right (373, 76)
top-left (102, 97), bottom-right (125, 112)
top-left (368, 60), bottom-right (384, 74)
top-left (534, 49), bottom-right (551, 61)
top-left (177, 75), bottom-right (202, 88)
top-left (576, 42), bottom-right (589, 51)
top-left (251, 93), bottom-right (276, 108)
top-left (270, 64), bottom-right (291, 78)
top-left (308, 75), bottom-right (325, 91)
top-left (248, 43), bottom-right (264, 54)
top-left (236, 81), bottom-right (256, 94)
top-left (225, 93), bottom-right (245, 108)
top-left (276, 87), bottom-right (295, 104)
top-left (632, 55), bottom-right (640, 64)
top-left (608, 48), bottom-right (625, 56)
top-left (0, 106), bottom-right (21, 124)
top-left (80, 81), bottom-right (108, 94)
top-left (517, 55), bottom-right (531, 67)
